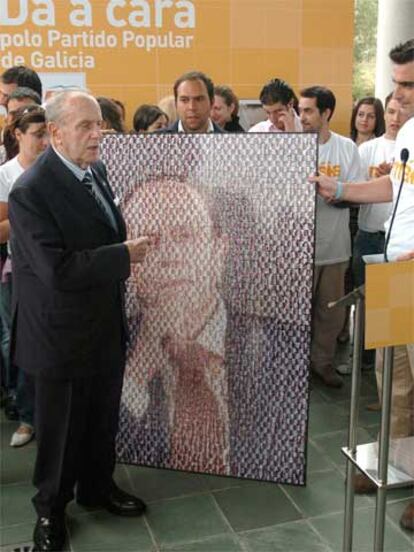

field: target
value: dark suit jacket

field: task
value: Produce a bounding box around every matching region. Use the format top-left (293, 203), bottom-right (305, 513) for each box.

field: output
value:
top-left (9, 146), bottom-right (130, 380)
top-left (157, 120), bottom-right (224, 134)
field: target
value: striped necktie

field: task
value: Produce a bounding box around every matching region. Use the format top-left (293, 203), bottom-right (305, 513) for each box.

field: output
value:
top-left (82, 171), bottom-right (111, 220)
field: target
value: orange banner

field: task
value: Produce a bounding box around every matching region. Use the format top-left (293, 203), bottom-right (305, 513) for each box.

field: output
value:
top-left (365, 261), bottom-right (414, 349)
top-left (0, 0), bottom-right (354, 132)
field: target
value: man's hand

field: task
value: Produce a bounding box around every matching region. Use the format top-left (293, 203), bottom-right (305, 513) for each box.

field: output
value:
top-left (308, 174), bottom-right (339, 202)
top-left (396, 250), bottom-right (414, 262)
top-left (278, 107), bottom-right (297, 132)
top-left (124, 236), bottom-right (150, 263)
top-left (376, 161), bottom-right (393, 177)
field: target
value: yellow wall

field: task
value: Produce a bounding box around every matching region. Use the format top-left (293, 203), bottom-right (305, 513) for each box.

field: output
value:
top-left (0, 0), bottom-right (354, 134)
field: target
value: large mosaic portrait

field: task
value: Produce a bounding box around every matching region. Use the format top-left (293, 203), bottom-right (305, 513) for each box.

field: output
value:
top-left (101, 133), bottom-right (317, 485)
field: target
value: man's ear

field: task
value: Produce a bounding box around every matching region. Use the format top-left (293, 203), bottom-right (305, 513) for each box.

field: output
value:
top-left (322, 108), bottom-right (332, 123)
top-left (48, 121), bottom-right (60, 145)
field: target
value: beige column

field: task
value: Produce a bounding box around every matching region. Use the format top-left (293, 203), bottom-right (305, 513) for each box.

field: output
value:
top-left (375, 0), bottom-right (414, 102)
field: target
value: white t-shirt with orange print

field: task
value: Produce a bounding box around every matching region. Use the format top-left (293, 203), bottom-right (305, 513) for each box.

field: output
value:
top-left (385, 117), bottom-right (414, 260)
top-left (316, 132), bottom-right (362, 265)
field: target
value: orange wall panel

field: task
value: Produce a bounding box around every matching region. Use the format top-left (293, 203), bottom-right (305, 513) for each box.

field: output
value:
top-left (0, 0), bottom-right (354, 134)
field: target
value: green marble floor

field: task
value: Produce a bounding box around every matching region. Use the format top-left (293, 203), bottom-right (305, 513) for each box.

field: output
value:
top-left (1, 358), bottom-right (413, 551)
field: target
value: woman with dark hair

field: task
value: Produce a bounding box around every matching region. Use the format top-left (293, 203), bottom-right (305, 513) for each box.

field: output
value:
top-left (212, 85), bottom-right (244, 132)
top-left (0, 106), bottom-right (48, 446)
top-left (133, 104), bottom-right (169, 133)
top-left (338, 97), bottom-right (386, 352)
top-left (96, 96), bottom-right (125, 133)
top-left (350, 97), bottom-right (385, 145)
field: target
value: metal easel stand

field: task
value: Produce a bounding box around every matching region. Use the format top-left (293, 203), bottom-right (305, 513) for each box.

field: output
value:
top-left (329, 286), bottom-right (413, 552)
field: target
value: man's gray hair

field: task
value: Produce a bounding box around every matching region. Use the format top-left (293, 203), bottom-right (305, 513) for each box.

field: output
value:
top-left (45, 90), bottom-right (95, 124)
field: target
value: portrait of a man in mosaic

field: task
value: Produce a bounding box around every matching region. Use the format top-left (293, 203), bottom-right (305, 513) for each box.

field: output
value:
top-left (120, 177), bottom-right (230, 474)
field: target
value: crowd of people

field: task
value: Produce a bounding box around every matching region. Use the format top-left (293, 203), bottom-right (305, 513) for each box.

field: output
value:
top-left (0, 37), bottom-right (412, 550)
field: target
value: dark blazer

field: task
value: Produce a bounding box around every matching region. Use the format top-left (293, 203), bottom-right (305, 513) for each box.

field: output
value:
top-left (158, 120), bottom-right (224, 134)
top-left (9, 146), bottom-right (130, 380)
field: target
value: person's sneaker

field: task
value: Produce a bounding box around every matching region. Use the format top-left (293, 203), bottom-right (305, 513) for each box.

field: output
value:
top-left (400, 501), bottom-right (414, 532)
top-left (10, 423), bottom-right (34, 447)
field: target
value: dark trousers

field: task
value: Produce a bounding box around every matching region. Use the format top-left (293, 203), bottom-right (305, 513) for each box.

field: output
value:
top-left (32, 338), bottom-right (125, 517)
top-left (352, 229), bottom-right (385, 287)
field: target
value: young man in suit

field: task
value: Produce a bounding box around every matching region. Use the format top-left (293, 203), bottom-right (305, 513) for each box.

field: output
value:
top-left (159, 71), bottom-right (223, 134)
top-left (9, 91), bottom-right (150, 551)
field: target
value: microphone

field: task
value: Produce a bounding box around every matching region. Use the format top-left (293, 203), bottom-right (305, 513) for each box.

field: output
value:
top-left (384, 148), bottom-right (410, 262)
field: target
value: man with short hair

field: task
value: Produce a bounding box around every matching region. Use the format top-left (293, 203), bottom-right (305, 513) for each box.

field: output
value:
top-left (352, 93), bottom-right (408, 372)
top-left (353, 92), bottom-right (408, 287)
top-left (6, 86), bottom-right (41, 124)
top-left (249, 78), bottom-right (302, 133)
top-left (0, 65), bottom-right (42, 107)
top-left (299, 86), bottom-right (362, 388)
top-left (160, 70), bottom-right (222, 133)
top-left (9, 90), bottom-right (150, 550)
top-left (312, 39), bottom-right (414, 531)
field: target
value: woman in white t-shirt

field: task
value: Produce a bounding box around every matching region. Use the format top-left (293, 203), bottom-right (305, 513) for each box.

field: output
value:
top-left (0, 105), bottom-right (48, 447)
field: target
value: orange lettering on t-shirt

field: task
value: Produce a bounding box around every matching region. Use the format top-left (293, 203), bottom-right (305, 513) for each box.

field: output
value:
top-left (368, 166), bottom-right (379, 178)
top-left (392, 161), bottom-right (414, 185)
top-left (319, 163), bottom-right (341, 178)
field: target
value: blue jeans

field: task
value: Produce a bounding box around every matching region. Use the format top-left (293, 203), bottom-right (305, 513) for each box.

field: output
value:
top-left (352, 229), bottom-right (385, 288)
top-left (0, 274), bottom-right (34, 425)
top-left (0, 276), bottom-right (12, 389)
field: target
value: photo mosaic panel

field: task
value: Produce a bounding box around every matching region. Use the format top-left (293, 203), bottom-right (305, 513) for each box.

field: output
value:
top-left (101, 133), bottom-right (317, 484)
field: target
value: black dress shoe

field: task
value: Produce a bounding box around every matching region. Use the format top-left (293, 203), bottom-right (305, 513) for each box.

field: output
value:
top-left (33, 516), bottom-right (67, 551)
top-left (77, 484), bottom-right (146, 517)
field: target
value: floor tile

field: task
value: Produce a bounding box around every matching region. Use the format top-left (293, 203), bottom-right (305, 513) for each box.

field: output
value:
top-left (312, 428), bottom-right (373, 469)
top-left (240, 519), bottom-right (332, 551)
top-left (386, 498), bottom-right (414, 540)
top-left (306, 441), bottom-right (334, 473)
top-left (310, 508), bottom-right (412, 551)
top-left (283, 470), bottom-right (372, 518)
top-left (148, 494), bottom-right (230, 548)
top-left (308, 402), bottom-right (349, 436)
top-left (213, 483), bottom-right (301, 532)
top-left (126, 465), bottom-right (210, 503)
top-left (69, 510), bottom-right (154, 551)
top-left (0, 447), bottom-right (35, 486)
top-left (0, 522), bottom-right (33, 546)
top-left (162, 533), bottom-right (243, 551)
top-left (0, 482), bottom-right (36, 527)
top-left (337, 398), bottom-right (381, 430)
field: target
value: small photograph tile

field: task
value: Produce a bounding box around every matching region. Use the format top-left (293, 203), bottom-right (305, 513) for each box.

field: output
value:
top-left (162, 533), bottom-right (243, 551)
top-left (148, 493), bottom-right (230, 548)
top-left (125, 465), bottom-right (209, 503)
top-left (310, 508), bottom-right (412, 551)
top-left (68, 510), bottom-right (154, 551)
top-left (240, 519), bottom-right (332, 551)
top-left (213, 483), bottom-right (301, 532)
top-left (0, 482), bottom-right (36, 527)
top-left (283, 470), bottom-right (372, 518)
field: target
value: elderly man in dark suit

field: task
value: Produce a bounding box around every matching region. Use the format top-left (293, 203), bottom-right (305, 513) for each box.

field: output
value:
top-left (159, 71), bottom-right (223, 134)
top-left (9, 91), bottom-right (150, 551)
